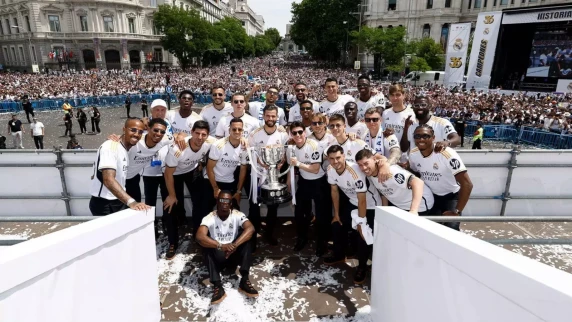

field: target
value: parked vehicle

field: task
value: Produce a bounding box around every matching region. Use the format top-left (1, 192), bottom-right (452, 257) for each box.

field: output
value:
top-left (401, 71), bottom-right (445, 85)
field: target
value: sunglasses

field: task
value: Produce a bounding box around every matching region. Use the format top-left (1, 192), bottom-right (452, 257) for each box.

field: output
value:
top-left (291, 130), bottom-right (304, 136)
top-left (129, 128), bottom-right (144, 134)
top-left (300, 107), bottom-right (313, 111)
top-left (212, 93), bottom-right (224, 97)
top-left (231, 128), bottom-right (244, 133)
top-left (218, 198), bottom-right (231, 204)
top-left (365, 117), bottom-right (380, 123)
top-left (328, 123), bottom-right (344, 129)
top-left (413, 134), bottom-right (432, 140)
top-left (180, 96), bottom-right (193, 101)
top-left (295, 88), bottom-right (306, 93)
top-left (233, 100), bottom-right (245, 104)
top-left (152, 128), bottom-right (166, 134)
top-left (312, 121), bottom-right (324, 126)
top-left (267, 91), bottom-right (279, 95)
top-left (414, 103), bottom-right (428, 108)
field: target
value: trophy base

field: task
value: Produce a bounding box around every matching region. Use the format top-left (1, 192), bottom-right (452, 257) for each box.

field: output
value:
top-left (259, 185), bottom-right (292, 205)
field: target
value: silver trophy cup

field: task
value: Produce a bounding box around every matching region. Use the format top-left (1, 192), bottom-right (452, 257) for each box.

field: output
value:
top-left (248, 145), bottom-right (293, 205)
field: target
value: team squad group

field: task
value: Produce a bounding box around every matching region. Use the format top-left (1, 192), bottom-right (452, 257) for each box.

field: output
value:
top-left (88, 76), bottom-right (473, 303)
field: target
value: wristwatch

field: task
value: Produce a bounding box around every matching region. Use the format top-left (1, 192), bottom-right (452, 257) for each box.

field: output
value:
top-left (454, 209), bottom-right (462, 215)
top-left (126, 198), bottom-right (136, 206)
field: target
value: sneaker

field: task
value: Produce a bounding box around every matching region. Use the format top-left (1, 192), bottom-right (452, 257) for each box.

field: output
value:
top-left (323, 255), bottom-right (346, 266)
top-left (354, 268), bottom-right (367, 285)
top-left (166, 244), bottom-right (177, 260)
top-left (211, 284), bottom-right (227, 304)
top-left (293, 238), bottom-right (307, 251)
top-left (238, 279), bottom-right (259, 298)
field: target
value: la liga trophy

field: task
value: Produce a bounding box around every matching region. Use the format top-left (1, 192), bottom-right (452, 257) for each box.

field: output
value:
top-left (248, 145), bottom-right (293, 205)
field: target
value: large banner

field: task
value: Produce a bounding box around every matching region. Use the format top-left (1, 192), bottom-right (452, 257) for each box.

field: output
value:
top-left (93, 38), bottom-right (102, 62)
top-left (503, 7), bottom-right (572, 25)
top-left (466, 12), bottom-right (503, 90)
top-left (121, 39), bottom-right (128, 62)
top-left (556, 79), bottom-right (572, 93)
top-left (444, 23), bottom-right (471, 87)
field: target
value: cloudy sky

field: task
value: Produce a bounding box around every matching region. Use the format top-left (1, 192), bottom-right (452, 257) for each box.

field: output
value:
top-left (247, 0), bottom-right (300, 36)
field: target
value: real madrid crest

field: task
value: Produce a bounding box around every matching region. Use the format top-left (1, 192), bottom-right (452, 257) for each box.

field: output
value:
top-left (433, 163), bottom-right (439, 170)
top-left (567, 83), bottom-right (572, 92)
top-left (347, 150), bottom-right (352, 156)
top-left (483, 28), bottom-right (490, 35)
top-left (453, 38), bottom-right (463, 51)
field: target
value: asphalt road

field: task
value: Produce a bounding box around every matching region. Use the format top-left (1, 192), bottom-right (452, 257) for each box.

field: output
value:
top-left (0, 104), bottom-right (190, 150)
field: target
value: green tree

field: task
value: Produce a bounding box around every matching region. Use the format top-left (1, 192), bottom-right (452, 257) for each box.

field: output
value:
top-left (153, 5), bottom-right (214, 69)
top-left (409, 57), bottom-right (431, 72)
top-left (408, 37), bottom-right (444, 70)
top-left (252, 35), bottom-right (274, 56)
top-left (264, 28), bottom-right (283, 48)
top-left (290, 0), bottom-right (360, 61)
top-left (352, 26), bottom-right (407, 71)
top-left (212, 17), bottom-right (251, 59)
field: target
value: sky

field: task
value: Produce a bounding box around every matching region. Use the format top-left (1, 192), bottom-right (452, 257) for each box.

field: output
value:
top-left (247, 0), bottom-right (300, 36)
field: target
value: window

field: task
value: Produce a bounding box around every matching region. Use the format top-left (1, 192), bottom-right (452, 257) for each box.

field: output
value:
top-left (501, 0), bottom-right (508, 4)
top-left (427, 0), bottom-right (433, 9)
top-left (11, 47), bottom-right (16, 62)
top-left (445, 0), bottom-right (451, 7)
top-left (0, 22), bottom-right (3, 35)
top-left (6, 19), bottom-right (11, 34)
top-left (103, 16), bottom-right (114, 32)
top-left (150, 0), bottom-right (157, 7)
top-left (153, 48), bottom-right (162, 62)
top-left (388, 0), bottom-right (396, 10)
top-left (25, 16), bottom-right (30, 31)
top-left (468, 0), bottom-right (472, 9)
top-left (474, 0), bottom-right (482, 8)
top-left (484, 0), bottom-right (488, 6)
top-left (440, 24), bottom-right (449, 51)
top-left (2, 48), bottom-right (8, 63)
top-left (493, 0), bottom-right (497, 5)
top-left (80, 16), bottom-right (88, 31)
top-left (19, 47), bottom-right (24, 63)
top-left (153, 22), bottom-right (160, 35)
top-left (511, 0), bottom-right (514, 3)
top-left (128, 18), bottom-right (135, 33)
top-left (48, 15), bottom-right (60, 32)
top-left (31, 45), bottom-right (36, 62)
top-left (529, 0), bottom-right (537, 2)
top-left (422, 24), bottom-right (431, 38)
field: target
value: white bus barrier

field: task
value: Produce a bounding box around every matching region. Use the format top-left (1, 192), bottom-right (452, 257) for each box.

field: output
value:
top-left (0, 209), bottom-right (160, 322)
top-left (0, 148), bottom-right (571, 217)
top-left (371, 207), bottom-right (572, 322)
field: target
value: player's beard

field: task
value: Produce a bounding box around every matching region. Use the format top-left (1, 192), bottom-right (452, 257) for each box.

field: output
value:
top-left (265, 120), bottom-right (276, 128)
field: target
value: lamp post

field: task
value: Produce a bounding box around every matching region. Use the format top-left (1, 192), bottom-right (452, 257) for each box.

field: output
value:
top-left (11, 26), bottom-right (33, 69)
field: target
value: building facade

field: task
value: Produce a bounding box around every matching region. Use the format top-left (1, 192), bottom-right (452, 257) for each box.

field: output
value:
top-left (278, 23), bottom-right (305, 55)
top-left (362, 0), bottom-right (567, 67)
top-left (0, 0), bottom-right (245, 72)
top-left (227, 0), bottom-right (264, 36)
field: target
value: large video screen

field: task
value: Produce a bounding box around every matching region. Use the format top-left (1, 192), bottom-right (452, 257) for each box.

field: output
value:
top-left (527, 30), bottom-right (572, 78)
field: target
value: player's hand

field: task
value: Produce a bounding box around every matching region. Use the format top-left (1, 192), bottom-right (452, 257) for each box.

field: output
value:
top-left (397, 161), bottom-right (409, 169)
top-left (130, 202), bottom-right (151, 211)
top-left (404, 115), bottom-right (413, 128)
top-left (434, 141), bottom-right (450, 153)
top-left (383, 128), bottom-right (395, 137)
top-left (377, 160), bottom-right (391, 182)
top-left (290, 156), bottom-right (298, 166)
top-left (214, 188), bottom-right (221, 199)
top-left (409, 210), bottom-right (419, 216)
top-left (175, 133), bottom-right (187, 151)
top-left (163, 195), bottom-right (177, 213)
top-left (442, 210), bottom-right (459, 217)
top-left (240, 137), bottom-right (249, 149)
top-left (233, 192), bottom-right (241, 204)
top-left (331, 215), bottom-right (342, 225)
top-left (108, 134), bottom-right (121, 142)
top-left (222, 243), bottom-right (236, 253)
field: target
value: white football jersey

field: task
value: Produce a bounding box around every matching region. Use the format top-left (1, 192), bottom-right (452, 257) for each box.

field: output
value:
top-left (215, 112), bottom-right (260, 139)
top-left (382, 107), bottom-right (416, 141)
top-left (409, 146), bottom-right (467, 196)
top-left (319, 94), bottom-right (355, 117)
top-left (201, 209), bottom-right (249, 243)
top-left (346, 121), bottom-right (368, 139)
top-left (126, 134), bottom-right (172, 179)
top-left (288, 99), bottom-right (320, 123)
top-left (288, 138), bottom-right (324, 180)
top-left (166, 110), bottom-right (202, 136)
top-left (327, 161), bottom-right (381, 208)
top-left (325, 137), bottom-right (369, 163)
top-left (248, 126), bottom-right (290, 149)
top-left (199, 102), bottom-right (233, 133)
top-left (248, 101), bottom-right (287, 126)
top-left (165, 136), bottom-right (215, 175)
top-left (368, 165), bottom-right (434, 212)
top-left (356, 93), bottom-right (386, 120)
top-left (141, 145), bottom-right (168, 177)
top-left (208, 137), bottom-right (249, 183)
top-left (90, 140), bottom-right (129, 200)
top-left (363, 128), bottom-right (400, 159)
top-left (406, 115), bottom-right (457, 151)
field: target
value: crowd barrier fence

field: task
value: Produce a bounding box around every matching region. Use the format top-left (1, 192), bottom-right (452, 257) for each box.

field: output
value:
top-left (0, 95), bottom-right (290, 113)
top-left (0, 147), bottom-right (571, 218)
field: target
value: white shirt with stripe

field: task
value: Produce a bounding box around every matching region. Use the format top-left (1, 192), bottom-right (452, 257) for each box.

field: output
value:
top-left (208, 137), bottom-right (249, 183)
top-left (126, 134), bottom-right (172, 179)
top-left (409, 146), bottom-right (467, 196)
top-left (215, 112), bottom-right (260, 139)
top-left (327, 161), bottom-right (381, 208)
top-left (319, 94), bottom-right (355, 117)
top-left (166, 110), bottom-right (202, 136)
top-left (201, 209), bottom-right (249, 243)
top-left (325, 137), bottom-right (369, 163)
top-left (382, 107), bottom-right (416, 141)
top-left (406, 115), bottom-right (457, 151)
top-left (288, 138), bottom-right (324, 180)
top-left (199, 102), bottom-right (233, 133)
top-left (362, 127), bottom-right (400, 159)
top-left (356, 93), bottom-right (386, 120)
top-left (288, 99), bottom-right (320, 123)
top-left (90, 140), bottom-right (129, 200)
top-left (165, 136), bottom-right (215, 176)
top-left (248, 101), bottom-right (287, 126)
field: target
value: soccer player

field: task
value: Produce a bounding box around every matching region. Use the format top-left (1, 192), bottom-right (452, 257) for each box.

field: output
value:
top-left (408, 125), bottom-right (473, 231)
top-left (288, 82), bottom-right (320, 123)
top-left (319, 77), bottom-right (355, 117)
top-left (89, 119), bottom-right (151, 216)
top-left (382, 84), bottom-right (415, 142)
top-left (362, 107), bottom-right (401, 162)
top-left (163, 121), bottom-right (215, 259)
top-left (355, 149), bottom-right (434, 215)
top-left (287, 122), bottom-right (329, 256)
top-left (247, 84), bottom-right (287, 126)
top-left (401, 95), bottom-right (461, 153)
top-left (248, 105), bottom-right (290, 246)
top-left (215, 93), bottom-right (260, 139)
top-left (344, 102), bottom-right (368, 138)
top-left (325, 145), bottom-right (381, 284)
top-left (196, 191), bottom-right (258, 304)
top-left (200, 85), bottom-right (233, 132)
top-left (166, 90), bottom-right (202, 135)
top-left (325, 114), bottom-right (369, 163)
top-left (356, 75), bottom-right (386, 120)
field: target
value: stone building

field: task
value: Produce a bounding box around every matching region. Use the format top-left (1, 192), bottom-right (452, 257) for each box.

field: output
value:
top-left (227, 0), bottom-right (264, 36)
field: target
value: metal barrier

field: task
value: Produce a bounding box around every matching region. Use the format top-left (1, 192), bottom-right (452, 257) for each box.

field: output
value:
top-left (0, 95), bottom-right (290, 113)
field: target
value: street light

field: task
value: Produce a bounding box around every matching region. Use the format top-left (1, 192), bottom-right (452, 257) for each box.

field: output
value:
top-left (11, 26), bottom-right (34, 68)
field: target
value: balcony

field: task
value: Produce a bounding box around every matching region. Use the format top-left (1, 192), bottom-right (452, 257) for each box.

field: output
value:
top-left (33, 32), bottom-right (162, 41)
top-left (0, 33), bottom-right (30, 41)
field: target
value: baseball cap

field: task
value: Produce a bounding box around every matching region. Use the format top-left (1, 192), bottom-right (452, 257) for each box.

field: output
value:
top-left (150, 99), bottom-right (167, 109)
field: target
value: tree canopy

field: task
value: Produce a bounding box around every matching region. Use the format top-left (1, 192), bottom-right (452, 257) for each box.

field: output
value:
top-left (153, 5), bottom-right (280, 68)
